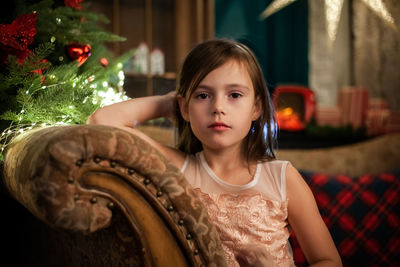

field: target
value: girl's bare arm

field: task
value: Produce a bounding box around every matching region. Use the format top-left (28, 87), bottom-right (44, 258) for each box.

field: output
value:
top-left (286, 164), bottom-right (342, 267)
top-left (87, 92), bottom-right (185, 168)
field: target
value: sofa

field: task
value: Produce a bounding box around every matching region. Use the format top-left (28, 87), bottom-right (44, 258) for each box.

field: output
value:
top-left (1, 124), bottom-right (399, 266)
top-left (276, 134), bottom-right (400, 266)
top-left (1, 124), bottom-right (226, 267)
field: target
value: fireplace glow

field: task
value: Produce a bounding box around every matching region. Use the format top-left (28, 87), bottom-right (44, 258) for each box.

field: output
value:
top-left (273, 85), bottom-right (316, 131)
top-left (276, 107), bottom-right (304, 130)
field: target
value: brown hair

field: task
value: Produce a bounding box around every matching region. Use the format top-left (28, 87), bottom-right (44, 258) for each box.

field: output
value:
top-left (175, 38), bottom-right (276, 162)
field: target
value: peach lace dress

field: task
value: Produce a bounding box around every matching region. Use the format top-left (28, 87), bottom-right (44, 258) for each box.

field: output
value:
top-left (181, 152), bottom-right (295, 267)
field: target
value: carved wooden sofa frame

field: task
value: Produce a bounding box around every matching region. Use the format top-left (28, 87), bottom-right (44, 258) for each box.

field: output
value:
top-left (2, 124), bottom-right (226, 266)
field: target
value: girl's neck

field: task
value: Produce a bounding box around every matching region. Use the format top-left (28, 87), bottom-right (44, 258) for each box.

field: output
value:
top-left (202, 146), bottom-right (257, 185)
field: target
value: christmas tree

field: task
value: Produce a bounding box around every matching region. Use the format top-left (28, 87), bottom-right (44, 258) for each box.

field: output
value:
top-left (0, 0), bottom-right (134, 161)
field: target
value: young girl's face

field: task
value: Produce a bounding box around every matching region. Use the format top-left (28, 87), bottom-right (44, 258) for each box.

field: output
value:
top-left (179, 59), bottom-right (262, 152)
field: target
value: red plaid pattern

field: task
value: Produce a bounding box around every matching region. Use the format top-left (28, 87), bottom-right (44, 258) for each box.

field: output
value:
top-left (290, 170), bottom-right (400, 267)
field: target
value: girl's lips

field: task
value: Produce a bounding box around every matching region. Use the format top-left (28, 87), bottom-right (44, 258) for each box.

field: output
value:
top-left (208, 122), bottom-right (230, 131)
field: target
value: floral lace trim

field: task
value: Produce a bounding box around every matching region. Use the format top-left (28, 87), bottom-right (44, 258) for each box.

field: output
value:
top-left (193, 188), bottom-right (295, 267)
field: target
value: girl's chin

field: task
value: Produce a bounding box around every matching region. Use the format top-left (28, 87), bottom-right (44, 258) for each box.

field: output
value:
top-left (200, 139), bottom-right (243, 151)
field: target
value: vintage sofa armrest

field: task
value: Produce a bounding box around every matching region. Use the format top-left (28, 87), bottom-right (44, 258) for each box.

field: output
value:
top-left (2, 124), bottom-right (226, 267)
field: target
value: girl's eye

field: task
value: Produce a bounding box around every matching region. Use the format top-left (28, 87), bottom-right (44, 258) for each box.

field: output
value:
top-left (231, 92), bottom-right (242, 98)
top-left (196, 93), bottom-right (209, 99)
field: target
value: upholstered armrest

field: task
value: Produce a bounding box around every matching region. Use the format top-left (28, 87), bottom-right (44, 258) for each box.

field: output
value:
top-left (2, 124), bottom-right (225, 267)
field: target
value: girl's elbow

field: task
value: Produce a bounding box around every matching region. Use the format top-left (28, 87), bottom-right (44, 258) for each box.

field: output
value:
top-left (87, 109), bottom-right (104, 125)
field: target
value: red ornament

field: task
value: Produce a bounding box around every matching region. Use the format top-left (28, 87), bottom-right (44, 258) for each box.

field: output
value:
top-left (66, 43), bottom-right (91, 66)
top-left (100, 57), bottom-right (108, 67)
top-left (32, 59), bottom-right (49, 84)
top-left (64, 0), bottom-right (84, 10)
top-left (0, 13), bottom-right (38, 63)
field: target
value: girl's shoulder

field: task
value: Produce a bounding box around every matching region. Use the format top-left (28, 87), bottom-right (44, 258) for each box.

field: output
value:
top-left (260, 159), bottom-right (291, 178)
top-left (257, 159), bottom-right (291, 202)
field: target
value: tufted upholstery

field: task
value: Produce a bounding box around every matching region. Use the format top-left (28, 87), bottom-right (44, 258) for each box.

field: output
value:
top-left (1, 124), bottom-right (226, 267)
top-left (2, 124), bottom-right (399, 266)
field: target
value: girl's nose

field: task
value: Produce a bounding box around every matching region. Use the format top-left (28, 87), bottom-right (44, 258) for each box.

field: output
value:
top-left (212, 96), bottom-right (226, 115)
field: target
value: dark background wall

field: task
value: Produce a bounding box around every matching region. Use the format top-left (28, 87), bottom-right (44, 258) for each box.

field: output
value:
top-left (214, 0), bottom-right (309, 91)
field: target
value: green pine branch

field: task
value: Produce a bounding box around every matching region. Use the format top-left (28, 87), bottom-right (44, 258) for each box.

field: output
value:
top-left (1, 0), bottom-right (134, 160)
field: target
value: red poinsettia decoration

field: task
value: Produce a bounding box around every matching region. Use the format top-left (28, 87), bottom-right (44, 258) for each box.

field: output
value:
top-left (0, 13), bottom-right (38, 64)
top-left (64, 0), bottom-right (84, 10)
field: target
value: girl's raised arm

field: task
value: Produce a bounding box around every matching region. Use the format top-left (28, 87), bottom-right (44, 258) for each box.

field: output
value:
top-left (286, 164), bottom-right (342, 267)
top-left (87, 92), bottom-right (185, 168)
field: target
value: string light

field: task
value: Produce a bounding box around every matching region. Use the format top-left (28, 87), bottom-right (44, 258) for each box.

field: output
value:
top-left (118, 70), bottom-right (125, 80)
top-left (1, 61), bottom-right (129, 159)
top-left (0, 123), bottom-right (65, 156)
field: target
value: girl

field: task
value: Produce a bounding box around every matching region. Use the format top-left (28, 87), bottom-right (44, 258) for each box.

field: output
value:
top-left (88, 39), bottom-right (342, 267)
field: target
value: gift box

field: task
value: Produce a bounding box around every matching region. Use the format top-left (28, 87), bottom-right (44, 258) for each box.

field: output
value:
top-left (316, 106), bottom-right (342, 126)
top-left (337, 87), bottom-right (369, 129)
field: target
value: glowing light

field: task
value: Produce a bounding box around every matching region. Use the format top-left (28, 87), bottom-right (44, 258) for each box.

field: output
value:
top-left (102, 81), bottom-right (109, 88)
top-left (281, 107), bottom-right (294, 116)
top-left (259, 0), bottom-right (296, 20)
top-left (260, 0), bottom-right (397, 42)
top-left (325, 0), bottom-right (344, 42)
top-left (96, 87), bottom-right (129, 107)
top-left (360, 0), bottom-right (396, 29)
top-left (118, 70), bottom-right (125, 80)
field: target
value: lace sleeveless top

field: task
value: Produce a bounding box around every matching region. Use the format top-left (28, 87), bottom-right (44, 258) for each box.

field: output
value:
top-left (181, 152), bottom-right (295, 267)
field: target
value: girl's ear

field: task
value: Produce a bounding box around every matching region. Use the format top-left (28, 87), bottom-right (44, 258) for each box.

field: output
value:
top-left (252, 97), bottom-right (262, 121)
top-left (177, 95), bottom-right (190, 121)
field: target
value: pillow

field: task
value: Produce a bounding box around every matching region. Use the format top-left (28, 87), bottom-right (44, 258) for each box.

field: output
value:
top-left (290, 169), bottom-right (400, 266)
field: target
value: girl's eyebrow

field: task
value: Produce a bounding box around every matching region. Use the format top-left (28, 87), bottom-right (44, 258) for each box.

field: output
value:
top-left (196, 84), bottom-right (213, 90)
top-left (226, 84), bottom-right (250, 90)
top-left (197, 83), bottom-right (250, 91)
